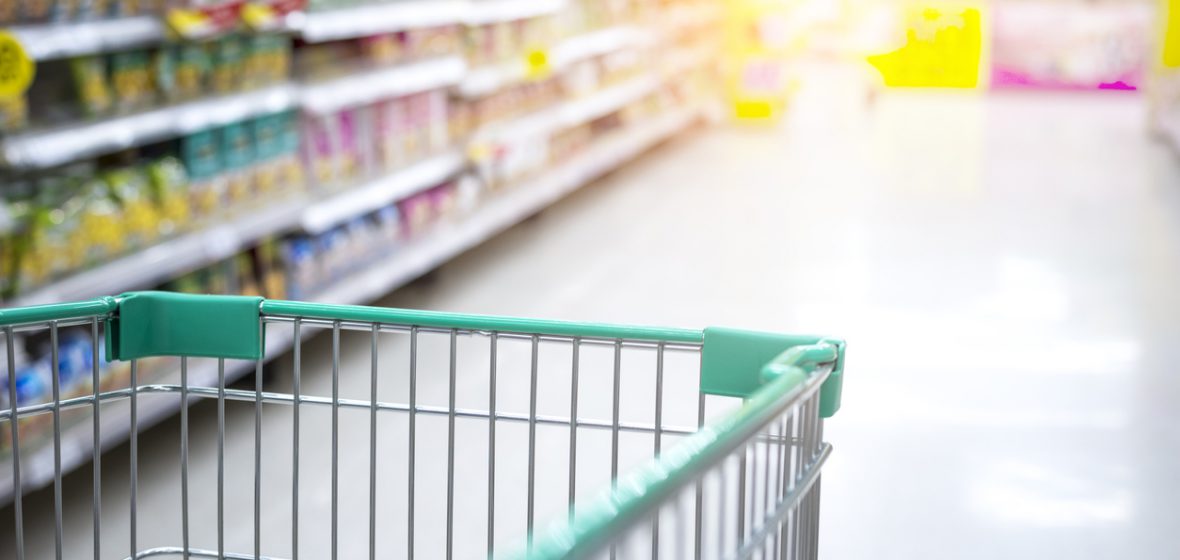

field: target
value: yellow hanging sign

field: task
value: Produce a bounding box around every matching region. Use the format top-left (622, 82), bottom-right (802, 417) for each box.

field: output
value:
top-left (524, 48), bottom-right (551, 81)
top-left (0, 32), bottom-right (35, 98)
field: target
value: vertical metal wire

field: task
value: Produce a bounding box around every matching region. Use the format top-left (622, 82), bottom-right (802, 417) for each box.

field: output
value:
top-left (407, 326), bottom-right (418, 560)
top-left (487, 332), bottom-right (498, 558)
top-left (331, 322), bottom-right (340, 560)
top-left (609, 339), bottom-right (622, 560)
top-left (180, 357), bottom-right (190, 560)
top-left (5, 327), bottom-right (24, 560)
top-left (49, 322), bottom-right (63, 560)
top-left (292, 319), bottom-right (302, 560)
top-left (652, 342), bottom-right (665, 560)
top-left (762, 422), bottom-right (772, 558)
top-left (693, 391), bottom-right (706, 560)
top-left (129, 358), bottom-right (138, 559)
top-left (737, 445), bottom-right (747, 552)
top-left (526, 334), bottom-right (539, 550)
top-left (255, 347), bottom-right (264, 560)
top-left (218, 358), bottom-right (226, 559)
top-left (91, 318), bottom-right (101, 560)
top-left (370, 324), bottom-right (379, 560)
top-left (446, 329), bottom-right (457, 560)
top-left (717, 456), bottom-right (729, 560)
top-left (567, 337), bottom-right (579, 523)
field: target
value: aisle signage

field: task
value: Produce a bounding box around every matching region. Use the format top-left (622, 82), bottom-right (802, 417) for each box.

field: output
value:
top-left (0, 31), bottom-right (34, 98)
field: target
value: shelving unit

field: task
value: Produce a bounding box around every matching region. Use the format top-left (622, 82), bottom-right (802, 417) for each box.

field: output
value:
top-left (9, 16), bottom-right (166, 60)
top-left (0, 1), bottom-right (721, 504)
top-left (1, 84), bottom-right (299, 170)
top-left (0, 104), bottom-right (701, 503)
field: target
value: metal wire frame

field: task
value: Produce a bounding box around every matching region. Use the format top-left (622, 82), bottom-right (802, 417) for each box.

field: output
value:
top-left (1, 310), bottom-right (830, 560)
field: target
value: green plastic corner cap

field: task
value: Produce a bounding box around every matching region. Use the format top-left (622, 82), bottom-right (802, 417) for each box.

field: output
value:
top-left (700, 327), bottom-right (845, 418)
top-left (107, 291), bottom-right (264, 361)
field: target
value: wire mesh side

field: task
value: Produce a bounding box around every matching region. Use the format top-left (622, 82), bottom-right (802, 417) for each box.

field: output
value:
top-left (589, 386), bottom-right (829, 560)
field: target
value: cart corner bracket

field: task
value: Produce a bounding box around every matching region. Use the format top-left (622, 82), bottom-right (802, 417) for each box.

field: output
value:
top-left (700, 328), bottom-right (844, 417)
top-left (107, 291), bottom-right (264, 361)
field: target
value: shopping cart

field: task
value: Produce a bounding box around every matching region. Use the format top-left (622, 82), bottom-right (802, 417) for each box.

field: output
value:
top-left (0, 292), bottom-right (844, 560)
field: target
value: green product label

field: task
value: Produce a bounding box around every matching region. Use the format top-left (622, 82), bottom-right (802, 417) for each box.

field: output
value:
top-left (220, 122), bottom-right (255, 170)
top-left (182, 130), bottom-right (222, 180)
top-left (251, 114), bottom-right (282, 161)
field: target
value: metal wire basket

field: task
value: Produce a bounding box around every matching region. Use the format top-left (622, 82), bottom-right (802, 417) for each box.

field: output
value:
top-left (1, 292), bottom-right (844, 559)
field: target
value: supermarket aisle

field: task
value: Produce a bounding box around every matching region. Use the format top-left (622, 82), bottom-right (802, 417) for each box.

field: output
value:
top-left (368, 82), bottom-right (1180, 556)
top-left (10, 73), bottom-right (1180, 558)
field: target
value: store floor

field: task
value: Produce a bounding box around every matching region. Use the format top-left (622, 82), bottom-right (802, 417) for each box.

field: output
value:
top-left (9, 74), bottom-right (1180, 559)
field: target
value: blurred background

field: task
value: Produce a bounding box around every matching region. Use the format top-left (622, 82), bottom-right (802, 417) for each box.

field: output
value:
top-left (2, 0), bottom-right (1180, 558)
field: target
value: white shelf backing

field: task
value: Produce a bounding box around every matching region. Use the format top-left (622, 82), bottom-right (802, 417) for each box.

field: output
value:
top-left (1, 84), bottom-right (298, 171)
top-left (300, 56), bottom-right (466, 114)
top-left (0, 104), bottom-right (700, 505)
top-left (458, 25), bottom-right (652, 98)
top-left (472, 75), bottom-right (661, 143)
top-left (294, 0), bottom-right (469, 43)
top-left (9, 16), bottom-right (167, 60)
top-left (301, 151), bottom-right (466, 234)
top-left (317, 105), bottom-right (699, 305)
top-left (464, 0), bottom-right (566, 26)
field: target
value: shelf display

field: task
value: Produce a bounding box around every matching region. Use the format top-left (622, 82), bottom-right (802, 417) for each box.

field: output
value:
top-left (0, 0), bottom-right (721, 502)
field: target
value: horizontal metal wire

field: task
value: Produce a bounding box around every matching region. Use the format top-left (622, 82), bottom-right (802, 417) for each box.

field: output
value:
top-left (262, 315), bottom-right (704, 351)
top-left (0, 383), bottom-right (718, 439)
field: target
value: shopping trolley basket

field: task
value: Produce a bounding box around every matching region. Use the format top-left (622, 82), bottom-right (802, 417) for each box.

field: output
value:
top-left (0, 292), bottom-right (844, 560)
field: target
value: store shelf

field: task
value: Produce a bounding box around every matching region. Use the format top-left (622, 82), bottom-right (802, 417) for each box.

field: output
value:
top-left (9, 16), bottom-right (167, 60)
top-left (0, 104), bottom-right (698, 504)
top-left (8, 197), bottom-right (307, 307)
top-left (471, 75), bottom-right (661, 143)
top-left (465, 0), bottom-right (566, 26)
top-left (301, 151), bottom-right (466, 234)
top-left (459, 25), bottom-right (652, 98)
top-left (1, 84), bottom-right (299, 171)
top-left (300, 56), bottom-right (466, 114)
top-left (294, 0), bottom-right (469, 43)
top-left (317, 105), bottom-right (699, 305)
top-left (9, 152), bottom-right (468, 306)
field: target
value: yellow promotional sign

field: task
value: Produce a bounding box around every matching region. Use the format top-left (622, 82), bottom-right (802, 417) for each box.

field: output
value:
top-left (1164, 0), bottom-right (1180, 67)
top-left (868, 4), bottom-right (985, 88)
top-left (524, 47), bottom-right (552, 81)
top-left (0, 32), bottom-right (35, 98)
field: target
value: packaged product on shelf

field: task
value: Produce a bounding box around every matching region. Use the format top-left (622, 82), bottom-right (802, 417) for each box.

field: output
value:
top-left (182, 129), bottom-right (227, 220)
top-left (173, 43), bottom-right (212, 101)
top-left (426, 89), bottom-right (449, 153)
top-left (146, 156), bottom-right (191, 236)
top-left (0, 0), bottom-right (17, 24)
top-left (359, 34), bottom-right (402, 66)
top-left (219, 121), bottom-right (256, 205)
top-left (336, 109), bottom-right (360, 181)
top-left (303, 112), bottom-right (339, 187)
top-left (71, 55), bottom-right (115, 117)
top-left (103, 165), bottom-right (162, 249)
top-left (276, 110), bottom-right (304, 190)
top-left (375, 97), bottom-right (406, 171)
top-left (68, 175), bottom-right (125, 268)
top-left (0, 93), bottom-right (27, 132)
top-left (244, 34), bottom-right (292, 88)
top-left (21, 0), bottom-right (52, 22)
top-left (254, 238), bottom-right (287, 299)
top-left (373, 204), bottom-right (401, 249)
top-left (209, 36), bottom-right (246, 94)
top-left (110, 50), bottom-right (155, 113)
top-left (281, 235), bottom-right (319, 300)
top-left (236, 252), bottom-right (262, 297)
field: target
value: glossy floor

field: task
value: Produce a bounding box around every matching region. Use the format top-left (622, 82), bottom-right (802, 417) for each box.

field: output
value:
top-left (8, 75), bottom-right (1180, 558)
